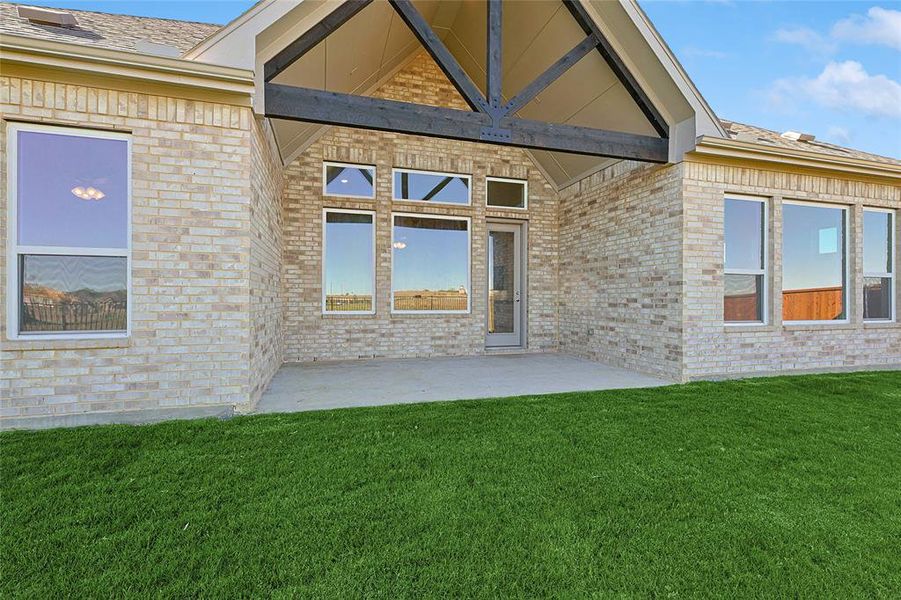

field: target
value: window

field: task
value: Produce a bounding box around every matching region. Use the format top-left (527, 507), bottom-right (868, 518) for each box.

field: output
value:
top-left (322, 209), bottom-right (375, 314)
top-left (863, 208), bottom-right (895, 321)
top-left (487, 177), bottom-right (527, 209)
top-left (782, 201), bottom-right (848, 323)
top-left (724, 197), bottom-right (767, 323)
top-left (7, 123), bottom-right (130, 339)
top-left (323, 162), bottom-right (375, 199)
top-left (392, 168), bottom-right (471, 205)
top-left (392, 214), bottom-right (470, 313)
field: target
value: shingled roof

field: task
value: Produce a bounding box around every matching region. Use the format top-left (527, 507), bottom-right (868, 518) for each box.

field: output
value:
top-left (721, 120), bottom-right (900, 166)
top-left (0, 2), bottom-right (220, 55)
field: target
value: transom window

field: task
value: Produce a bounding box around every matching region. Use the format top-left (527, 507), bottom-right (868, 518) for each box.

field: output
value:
top-left (323, 162), bottom-right (375, 199)
top-left (487, 177), bottom-right (527, 209)
top-left (724, 196), bottom-right (767, 323)
top-left (392, 168), bottom-right (471, 205)
top-left (863, 208), bottom-right (895, 321)
top-left (7, 123), bottom-right (130, 339)
top-left (782, 201), bottom-right (848, 323)
top-left (322, 209), bottom-right (375, 314)
top-left (391, 214), bottom-right (470, 313)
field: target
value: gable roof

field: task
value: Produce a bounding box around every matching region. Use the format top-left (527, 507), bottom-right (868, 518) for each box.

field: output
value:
top-left (0, 2), bottom-right (219, 55)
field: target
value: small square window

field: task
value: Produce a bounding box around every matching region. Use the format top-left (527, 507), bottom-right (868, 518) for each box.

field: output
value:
top-left (323, 162), bottom-right (375, 199)
top-left (487, 177), bottom-right (527, 209)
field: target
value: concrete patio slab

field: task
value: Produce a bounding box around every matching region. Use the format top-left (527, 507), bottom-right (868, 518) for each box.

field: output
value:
top-left (255, 353), bottom-right (672, 414)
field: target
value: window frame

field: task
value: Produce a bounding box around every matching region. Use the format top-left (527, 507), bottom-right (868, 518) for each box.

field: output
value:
top-left (390, 212), bottom-right (472, 315)
top-left (322, 161), bottom-right (376, 200)
top-left (391, 167), bottom-right (472, 206)
top-left (321, 207), bottom-right (377, 316)
top-left (486, 176), bottom-right (528, 210)
top-left (863, 206), bottom-right (896, 322)
top-left (6, 122), bottom-right (132, 341)
top-left (781, 198), bottom-right (850, 325)
top-left (723, 195), bottom-right (769, 326)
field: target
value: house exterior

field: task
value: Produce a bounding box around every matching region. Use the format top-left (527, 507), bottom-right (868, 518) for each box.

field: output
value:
top-left (1, 0), bottom-right (898, 429)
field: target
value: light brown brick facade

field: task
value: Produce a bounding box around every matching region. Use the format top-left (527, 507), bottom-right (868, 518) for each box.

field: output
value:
top-left (2, 51), bottom-right (899, 429)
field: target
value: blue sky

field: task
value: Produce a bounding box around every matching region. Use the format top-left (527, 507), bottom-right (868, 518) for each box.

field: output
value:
top-left (26, 1), bottom-right (901, 158)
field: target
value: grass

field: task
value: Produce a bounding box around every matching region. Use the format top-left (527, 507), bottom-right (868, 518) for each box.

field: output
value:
top-left (2, 372), bottom-right (900, 597)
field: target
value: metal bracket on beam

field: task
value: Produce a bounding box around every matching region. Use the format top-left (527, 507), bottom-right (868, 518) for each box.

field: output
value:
top-left (480, 126), bottom-right (512, 143)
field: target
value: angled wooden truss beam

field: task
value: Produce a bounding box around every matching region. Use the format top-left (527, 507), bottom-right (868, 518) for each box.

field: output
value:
top-left (562, 0), bottom-right (668, 138)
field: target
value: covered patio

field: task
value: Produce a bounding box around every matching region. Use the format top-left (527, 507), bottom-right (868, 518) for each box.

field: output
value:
top-left (255, 353), bottom-right (670, 413)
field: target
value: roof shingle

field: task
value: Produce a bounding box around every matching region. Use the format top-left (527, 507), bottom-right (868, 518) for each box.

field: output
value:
top-left (0, 2), bottom-right (220, 55)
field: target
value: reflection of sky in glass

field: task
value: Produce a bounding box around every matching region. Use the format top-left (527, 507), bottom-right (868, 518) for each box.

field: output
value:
top-left (18, 131), bottom-right (128, 249)
top-left (863, 211), bottom-right (892, 274)
top-left (724, 199), bottom-right (763, 270)
top-left (324, 213), bottom-right (373, 295)
top-left (783, 204), bottom-right (845, 291)
top-left (23, 255), bottom-right (126, 293)
top-left (394, 171), bottom-right (469, 204)
top-left (393, 217), bottom-right (468, 291)
top-left (324, 165), bottom-right (374, 197)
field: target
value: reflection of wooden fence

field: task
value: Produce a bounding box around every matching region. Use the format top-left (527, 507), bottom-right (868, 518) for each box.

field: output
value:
top-left (724, 293), bottom-right (759, 322)
top-left (325, 295), bottom-right (372, 312)
top-left (783, 286), bottom-right (843, 321)
top-left (394, 292), bottom-right (467, 311)
top-left (22, 300), bottom-right (126, 332)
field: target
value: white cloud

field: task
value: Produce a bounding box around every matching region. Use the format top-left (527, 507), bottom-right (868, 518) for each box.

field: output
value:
top-left (770, 61), bottom-right (901, 118)
top-left (825, 125), bottom-right (852, 145)
top-left (832, 7), bottom-right (901, 50)
top-left (773, 27), bottom-right (837, 55)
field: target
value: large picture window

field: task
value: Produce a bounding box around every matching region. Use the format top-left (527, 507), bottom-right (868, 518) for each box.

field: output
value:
top-left (863, 208), bottom-right (895, 321)
top-left (322, 209), bottom-right (375, 314)
top-left (392, 169), bottom-right (471, 205)
top-left (782, 201), bottom-right (848, 323)
top-left (724, 197), bottom-right (767, 323)
top-left (7, 123), bottom-right (130, 339)
top-left (392, 214), bottom-right (470, 313)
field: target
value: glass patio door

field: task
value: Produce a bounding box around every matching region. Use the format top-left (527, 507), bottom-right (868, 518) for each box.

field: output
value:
top-left (486, 223), bottom-right (522, 347)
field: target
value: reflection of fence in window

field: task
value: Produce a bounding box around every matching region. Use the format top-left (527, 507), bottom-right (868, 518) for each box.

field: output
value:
top-left (21, 300), bottom-right (127, 332)
top-left (783, 287), bottom-right (843, 321)
top-left (325, 295), bottom-right (373, 312)
top-left (394, 291), bottom-right (468, 311)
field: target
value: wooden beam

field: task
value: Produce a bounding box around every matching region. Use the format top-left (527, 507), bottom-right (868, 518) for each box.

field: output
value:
top-left (503, 33), bottom-right (598, 117)
top-left (388, 0), bottom-right (489, 114)
top-left (562, 0), bottom-right (669, 138)
top-left (422, 176), bottom-right (454, 201)
top-left (265, 83), bottom-right (668, 162)
top-left (264, 0), bottom-right (373, 83)
top-left (487, 0), bottom-right (502, 111)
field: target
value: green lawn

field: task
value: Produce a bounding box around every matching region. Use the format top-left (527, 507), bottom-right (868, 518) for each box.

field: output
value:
top-left (3, 372), bottom-right (900, 597)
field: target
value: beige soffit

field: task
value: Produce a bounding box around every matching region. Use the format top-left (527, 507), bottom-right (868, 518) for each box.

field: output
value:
top-left (693, 136), bottom-right (901, 180)
top-left (0, 33), bottom-right (254, 94)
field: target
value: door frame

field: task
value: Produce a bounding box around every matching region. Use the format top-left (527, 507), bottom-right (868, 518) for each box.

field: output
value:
top-left (485, 219), bottom-right (527, 348)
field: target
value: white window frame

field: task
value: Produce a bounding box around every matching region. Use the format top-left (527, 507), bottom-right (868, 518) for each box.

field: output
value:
top-left (782, 199), bottom-right (850, 325)
top-left (391, 212), bottom-right (472, 315)
top-left (6, 122), bottom-right (132, 341)
top-left (724, 195), bottom-right (769, 326)
top-left (863, 207), bottom-right (896, 322)
top-left (321, 208), bottom-right (377, 316)
top-left (486, 176), bottom-right (528, 210)
top-left (391, 168), bottom-right (472, 206)
top-left (322, 161), bottom-right (376, 199)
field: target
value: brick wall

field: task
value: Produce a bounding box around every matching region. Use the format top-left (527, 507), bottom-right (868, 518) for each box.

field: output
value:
top-left (682, 159), bottom-right (901, 378)
top-left (249, 117), bottom-right (285, 406)
top-left (282, 52), bottom-right (559, 361)
top-left (1, 75), bottom-right (256, 425)
top-left (558, 161), bottom-right (684, 380)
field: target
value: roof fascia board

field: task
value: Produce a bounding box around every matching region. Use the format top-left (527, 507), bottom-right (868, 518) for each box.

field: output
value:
top-left (693, 136), bottom-right (901, 180)
top-left (0, 34), bottom-right (254, 94)
top-left (617, 0), bottom-right (726, 139)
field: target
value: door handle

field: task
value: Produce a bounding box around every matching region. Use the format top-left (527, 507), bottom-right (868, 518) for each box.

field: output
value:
top-left (514, 291), bottom-right (521, 303)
